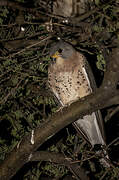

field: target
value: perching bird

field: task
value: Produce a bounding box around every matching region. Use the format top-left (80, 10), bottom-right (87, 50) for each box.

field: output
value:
top-left (48, 41), bottom-right (109, 167)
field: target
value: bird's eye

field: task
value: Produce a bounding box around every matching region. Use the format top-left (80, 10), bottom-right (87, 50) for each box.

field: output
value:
top-left (58, 48), bottom-right (63, 53)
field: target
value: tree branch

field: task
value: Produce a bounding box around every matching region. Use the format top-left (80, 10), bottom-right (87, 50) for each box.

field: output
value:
top-left (30, 151), bottom-right (89, 180)
top-left (0, 47), bottom-right (119, 180)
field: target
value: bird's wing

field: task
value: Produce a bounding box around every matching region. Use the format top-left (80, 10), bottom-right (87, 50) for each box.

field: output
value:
top-left (73, 54), bottom-right (106, 146)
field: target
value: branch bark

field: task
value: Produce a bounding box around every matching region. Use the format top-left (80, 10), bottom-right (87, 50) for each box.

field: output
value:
top-left (30, 151), bottom-right (89, 180)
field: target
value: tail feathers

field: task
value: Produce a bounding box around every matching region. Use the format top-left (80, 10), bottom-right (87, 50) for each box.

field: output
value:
top-left (73, 112), bottom-right (105, 146)
top-left (73, 111), bottom-right (110, 167)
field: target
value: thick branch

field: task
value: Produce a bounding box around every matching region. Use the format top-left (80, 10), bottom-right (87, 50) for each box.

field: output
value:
top-left (102, 48), bottom-right (119, 88)
top-left (30, 151), bottom-right (89, 180)
top-left (0, 85), bottom-right (118, 180)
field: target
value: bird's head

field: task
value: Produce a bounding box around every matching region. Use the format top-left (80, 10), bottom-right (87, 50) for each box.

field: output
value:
top-left (50, 41), bottom-right (75, 62)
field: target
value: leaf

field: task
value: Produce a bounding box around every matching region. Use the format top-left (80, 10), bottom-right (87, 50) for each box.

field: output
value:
top-left (0, 17), bottom-right (3, 24)
top-left (12, 77), bottom-right (19, 86)
top-left (95, 0), bottom-right (100, 6)
top-left (96, 53), bottom-right (106, 71)
top-left (27, 113), bottom-right (34, 123)
top-left (14, 110), bottom-right (23, 119)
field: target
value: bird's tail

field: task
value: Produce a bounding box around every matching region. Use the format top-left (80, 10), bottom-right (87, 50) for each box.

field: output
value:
top-left (73, 111), bottom-right (110, 167)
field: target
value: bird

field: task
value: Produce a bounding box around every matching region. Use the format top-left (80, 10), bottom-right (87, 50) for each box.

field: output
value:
top-left (48, 41), bottom-right (110, 167)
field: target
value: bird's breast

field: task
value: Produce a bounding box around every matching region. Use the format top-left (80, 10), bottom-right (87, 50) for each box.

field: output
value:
top-left (48, 66), bottom-right (92, 106)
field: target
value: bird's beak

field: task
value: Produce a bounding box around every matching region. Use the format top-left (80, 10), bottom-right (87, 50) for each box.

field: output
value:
top-left (51, 51), bottom-right (60, 63)
top-left (52, 51), bottom-right (60, 59)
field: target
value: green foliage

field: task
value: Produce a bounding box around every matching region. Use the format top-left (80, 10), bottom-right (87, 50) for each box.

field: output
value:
top-left (0, 141), bottom-right (9, 161)
top-left (93, 25), bottom-right (104, 32)
top-left (0, 7), bottom-right (9, 18)
top-left (66, 134), bottom-right (75, 145)
top-left (24, 162), bottom-right (42, 180)
top-left (0, 17), bottom-right (3, 25)
top-left (96, 53), bottom-right (106, 71)
top-left (94, 0), bottom-right (100, 6)
top-left (42, 163), bottom-right (68, 178)
top-left (14, 110), bottom-right (24, 119)
top-left (0, 7), bottom-right (9, 24)
top-left (48, 145), bottom-right (59, 153)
